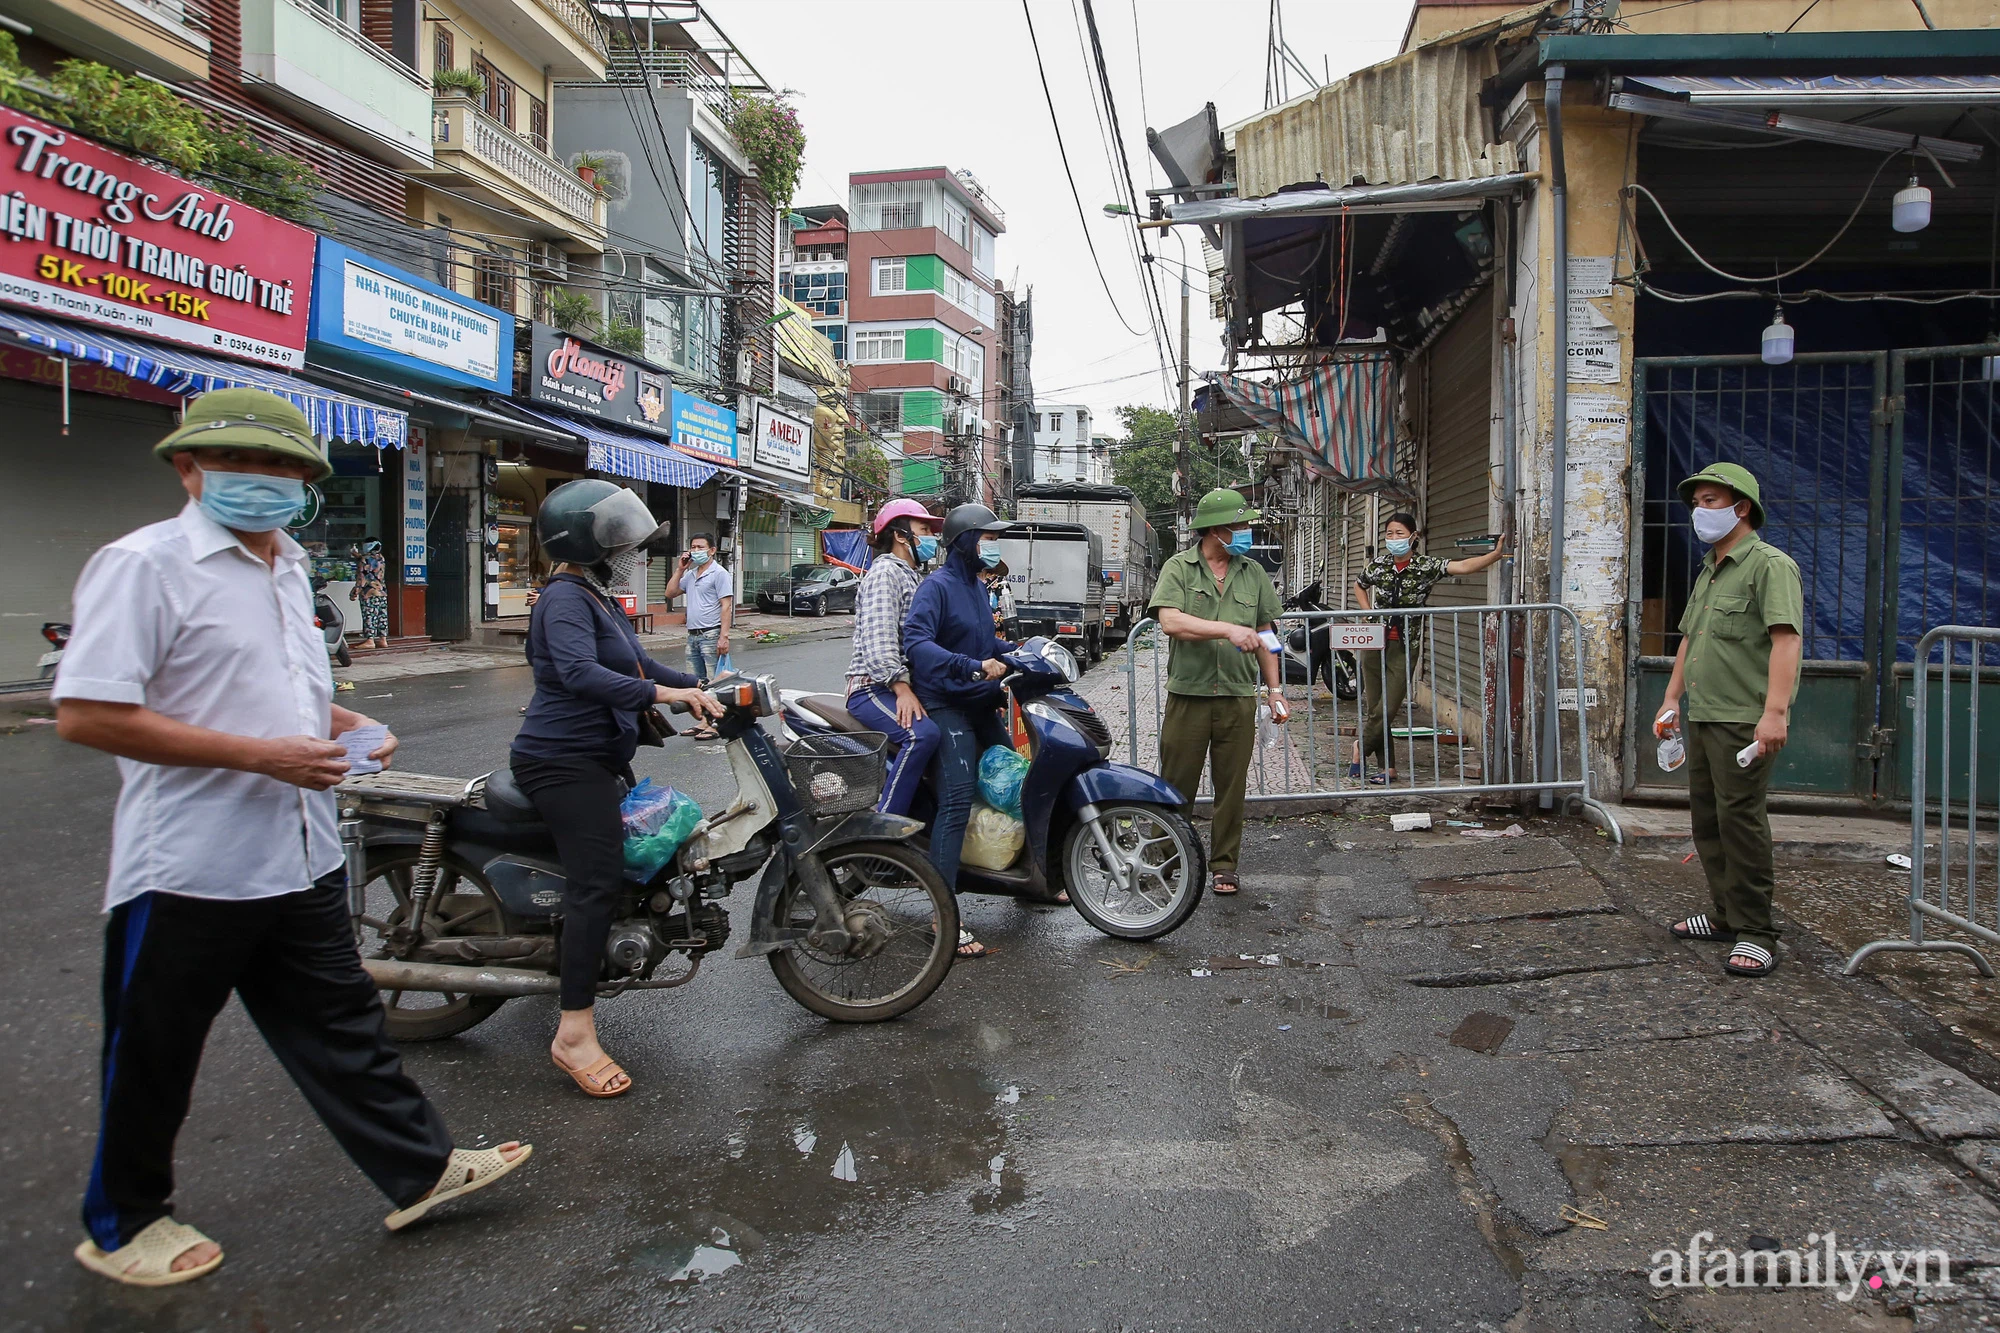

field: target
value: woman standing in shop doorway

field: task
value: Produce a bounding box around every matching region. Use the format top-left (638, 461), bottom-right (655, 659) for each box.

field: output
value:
top-left (1350, 513), bottom-right (1506, 784)
top-left (353, 539), bottom-right (390, 649)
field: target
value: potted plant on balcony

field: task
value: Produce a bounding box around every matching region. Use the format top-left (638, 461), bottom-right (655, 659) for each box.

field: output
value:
top-left (547, 289), bottom-right (599, 338)
top-left (432, 67), bottom-right (486, 101)
top-left (571, 152), bottom-right (609, 191)
top-left (729, 92), bottom-right (806, 210)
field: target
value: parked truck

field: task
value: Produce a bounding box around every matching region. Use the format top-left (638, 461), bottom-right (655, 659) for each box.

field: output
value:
top-left (1012, 483), bottom-right (1155, 645)
top-left (993, 521), bottom-right (1106, 667)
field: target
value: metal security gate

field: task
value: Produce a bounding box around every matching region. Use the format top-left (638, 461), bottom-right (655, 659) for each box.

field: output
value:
top-left (1628, 345), bottom-right (2000, 806)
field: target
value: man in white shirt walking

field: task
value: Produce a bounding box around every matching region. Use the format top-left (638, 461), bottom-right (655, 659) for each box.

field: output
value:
top-left (53, 389), bottom-right (531, 1287)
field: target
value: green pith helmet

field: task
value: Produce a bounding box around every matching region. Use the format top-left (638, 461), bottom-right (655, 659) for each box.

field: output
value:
top-left (1192, 487), bottom-right (1259, 532)
top-left (1678, 462), bottom-right (1766, 529)
top-left (155, 388), bottom-right (330, 481)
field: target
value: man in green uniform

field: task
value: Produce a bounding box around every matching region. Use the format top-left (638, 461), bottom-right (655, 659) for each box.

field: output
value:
top-left (1149, 489), bottom-right (1288, 896)
top-left (1654, 463), bottom-right (1804, 977)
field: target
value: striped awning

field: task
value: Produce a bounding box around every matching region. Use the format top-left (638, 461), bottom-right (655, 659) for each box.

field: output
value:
top-left (509, 403), bottom-right (719, 489)
top-left (1205, 359), bottom-right (1408, 497)
top-left (0, 311), bottom-right (407, 448)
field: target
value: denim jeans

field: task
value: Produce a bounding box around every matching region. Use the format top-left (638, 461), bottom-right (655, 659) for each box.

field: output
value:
top-left (686, 628), bottom-right (721, 682)
top-left (925, 703), bottom-right (1012, 892)
top-left (845, 684), bottom-right (943, 817)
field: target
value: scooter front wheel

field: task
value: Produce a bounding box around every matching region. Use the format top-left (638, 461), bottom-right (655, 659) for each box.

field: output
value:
top-left (1063, 804), bottom-right (1206, 940)
top-left (769, 842), bottom-right (959, 1022)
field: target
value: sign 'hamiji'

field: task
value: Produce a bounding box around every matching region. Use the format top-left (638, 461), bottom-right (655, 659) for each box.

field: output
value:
top-left (0, 106), bottom-right (316, 367)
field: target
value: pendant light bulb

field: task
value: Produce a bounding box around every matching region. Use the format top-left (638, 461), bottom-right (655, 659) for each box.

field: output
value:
top-left (1761, 306), bottom-right (1795, 366)
top-left (1892, 175), bottom-right (1932, 233)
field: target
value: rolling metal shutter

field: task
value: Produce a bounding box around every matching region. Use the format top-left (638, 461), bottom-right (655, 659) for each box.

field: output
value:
top-left (0, 381), bottom-right (182, 684)
top-left (1420, 286), bottom-right (1495, 717)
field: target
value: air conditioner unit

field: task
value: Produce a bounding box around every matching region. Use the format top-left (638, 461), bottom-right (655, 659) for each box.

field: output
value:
top-left (528, 241), bottom-right (567, 282)
top-left (947, 376), bottom-right (967, 394)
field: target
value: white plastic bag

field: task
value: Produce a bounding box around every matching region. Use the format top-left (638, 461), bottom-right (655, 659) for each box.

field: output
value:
top-left (962, 801), bottom-right (1026, 870)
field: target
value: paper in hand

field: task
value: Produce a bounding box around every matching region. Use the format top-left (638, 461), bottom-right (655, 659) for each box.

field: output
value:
top-left (341, 723), bottom-right (390, 776)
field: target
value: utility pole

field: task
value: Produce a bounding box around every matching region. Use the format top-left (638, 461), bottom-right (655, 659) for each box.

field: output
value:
top-left (1177, 267), bottom-right (1193, 545)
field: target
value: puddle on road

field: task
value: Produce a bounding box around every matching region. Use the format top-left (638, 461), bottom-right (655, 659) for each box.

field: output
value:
top-left (621, 1065), bottom-right (1019, 1289)
top-left (1278, 995), bottom-right (1351, 1019)
top-left (631, 1216), bottom-right (761, 1288)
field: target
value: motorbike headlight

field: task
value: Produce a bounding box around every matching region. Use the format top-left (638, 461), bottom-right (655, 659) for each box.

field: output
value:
top-left (1042, 642), bottom-right (1080, 683)
top-left (1022, 701), bottom-right (1081, 739)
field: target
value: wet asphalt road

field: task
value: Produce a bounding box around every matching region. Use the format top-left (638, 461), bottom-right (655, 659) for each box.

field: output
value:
top-left (2, 635), bottom-right (1520, 1332)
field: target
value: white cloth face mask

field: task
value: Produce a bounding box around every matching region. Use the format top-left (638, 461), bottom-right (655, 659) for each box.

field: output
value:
top-left (1691, 506), bottom-right (1741, 545)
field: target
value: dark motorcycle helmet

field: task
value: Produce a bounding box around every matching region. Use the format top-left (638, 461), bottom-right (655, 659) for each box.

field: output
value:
top-left (941, 502), bottom-right (1010, 548)
top-left (538, 479), bottom-right (669, 565)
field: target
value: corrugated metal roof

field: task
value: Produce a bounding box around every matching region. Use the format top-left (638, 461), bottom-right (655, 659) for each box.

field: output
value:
top-left (1625, 73), bottom-right (2000, 107)
top-left (1231, 33), bottom-right (1520, 199)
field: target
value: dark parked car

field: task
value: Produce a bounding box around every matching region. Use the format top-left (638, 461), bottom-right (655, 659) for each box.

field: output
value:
top-left (756, 563), bottom-right (861, 617)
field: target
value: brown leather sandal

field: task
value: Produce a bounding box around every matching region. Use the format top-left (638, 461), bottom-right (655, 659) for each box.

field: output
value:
top-left (1212, 872), bottom-right (1240, 895)
top-left (552, 1052), bottom-right (632, 1098)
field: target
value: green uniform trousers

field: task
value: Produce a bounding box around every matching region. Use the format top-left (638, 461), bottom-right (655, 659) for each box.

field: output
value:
top-left (1359, 637), bottom-right (1414, 769)
top-left (1686, 718), bottom-right (1780, 951)
top-left (1159, 693), bottom-right (1259, 874)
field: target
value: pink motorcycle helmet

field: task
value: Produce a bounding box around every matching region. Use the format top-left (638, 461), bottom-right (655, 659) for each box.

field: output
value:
top-left (871, 498), bottom-right (942, 538)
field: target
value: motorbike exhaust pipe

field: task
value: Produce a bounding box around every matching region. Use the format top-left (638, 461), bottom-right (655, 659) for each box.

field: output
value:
top-left (361, 958), bottom-right (694, 997)
top-left (363, 958), bottom-right (562, 996)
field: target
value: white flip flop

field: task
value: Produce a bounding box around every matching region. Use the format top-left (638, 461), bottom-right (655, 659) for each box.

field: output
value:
top-left (384, 1144), bottom-right (533, 1232)
top-left (74, 1217), bottom-right (222, 1287)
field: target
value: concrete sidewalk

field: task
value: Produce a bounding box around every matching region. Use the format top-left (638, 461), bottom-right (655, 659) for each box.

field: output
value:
top-left (1223, 811), bottom-right (2000, 1327)
top-left (1602, 801), bottom-right (1913, 858)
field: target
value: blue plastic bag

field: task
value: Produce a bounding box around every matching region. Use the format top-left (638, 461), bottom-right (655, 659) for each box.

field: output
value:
top-left (978, 745), bottom-right (1029, 819)
top-left (621, 780), bottom-right (702, 881)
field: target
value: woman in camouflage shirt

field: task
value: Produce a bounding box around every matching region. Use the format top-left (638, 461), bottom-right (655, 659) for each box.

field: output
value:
top-left (1351, 512), bottom-right (1505, 783)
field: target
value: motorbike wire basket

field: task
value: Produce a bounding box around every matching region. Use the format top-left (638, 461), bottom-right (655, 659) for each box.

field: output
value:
top-left (784, 731), bottom-right (889, 817)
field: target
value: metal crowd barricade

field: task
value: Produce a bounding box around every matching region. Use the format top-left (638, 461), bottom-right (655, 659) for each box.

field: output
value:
top-left (1844, 626), bottom-right (2000, 978)
top-left (1116, 603), bottom-right (1620, 839)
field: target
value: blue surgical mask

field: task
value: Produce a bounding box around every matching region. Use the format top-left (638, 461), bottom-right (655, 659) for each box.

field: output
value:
top-left (197, 469), bottom-right (306, 533)
top-left (914, 536), bottom-right (938, 563)
top-left (690, 549), bottom-right (711, 566)
top-left (1226, 529), bottom-right (1254, 556)
top-left (1385, 537), bottom-right (1413, 557)
top-left (978, 544), bottom-right (1002, 569)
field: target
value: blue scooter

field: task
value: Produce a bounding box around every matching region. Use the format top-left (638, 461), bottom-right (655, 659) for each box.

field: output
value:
top-left (782, 637), bottom-right (1207, 940)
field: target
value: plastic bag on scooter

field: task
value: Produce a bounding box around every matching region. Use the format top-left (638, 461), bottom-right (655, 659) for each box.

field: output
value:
top-left (621, 781), bottom-right (702, 881)
top-left (620, 778), bottom-right (678, 837)
top-left (978, 745), bottom-right (1029, 819)
top-left (962, 801), bottom-right (1025, 871)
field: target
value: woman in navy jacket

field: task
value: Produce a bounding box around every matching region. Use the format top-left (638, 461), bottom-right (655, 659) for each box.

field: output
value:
top-left (512, 482), bottom-right (721, 1098)
top-left (904, 504), bottom-right (1014, 954)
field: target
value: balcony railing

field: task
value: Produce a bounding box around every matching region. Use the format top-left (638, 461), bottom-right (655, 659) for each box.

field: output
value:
top-left (283, 0), bottom-right (428, 93)
top-left (606, 48), bottom-right (742, 123)
top-left (532, 0), bottom-right (608, 62)
top-left (433, 99), bottom-right (600, 229)
top-left (126, 0), bottom-right (215, 37)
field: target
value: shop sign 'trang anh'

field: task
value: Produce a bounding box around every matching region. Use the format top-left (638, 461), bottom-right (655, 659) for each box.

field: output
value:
top-left (0, 106), bottom-right (317, 367)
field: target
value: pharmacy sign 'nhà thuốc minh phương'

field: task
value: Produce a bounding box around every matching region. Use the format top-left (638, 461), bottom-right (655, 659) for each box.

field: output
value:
top-left (0, 106), bottom-right (316, 368)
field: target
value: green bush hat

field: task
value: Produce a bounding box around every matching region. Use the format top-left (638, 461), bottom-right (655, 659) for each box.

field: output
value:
top-left (1678, 462), bottom-right (1765, 529)
top-left (155, 387), bottom-right (331, 482)
top-left (1192, 487), bottom-right (1260, 531)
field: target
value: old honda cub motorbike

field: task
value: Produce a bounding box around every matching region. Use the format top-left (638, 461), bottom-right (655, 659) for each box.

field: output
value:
top-left (338, 673), bottom-right (958, 1041)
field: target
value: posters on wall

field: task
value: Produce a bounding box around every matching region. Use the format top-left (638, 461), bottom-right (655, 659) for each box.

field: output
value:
top-left (1560, 392), bottom-right (1630, 609)
top-left (0, 105), bottom-right (317, 367)
top-left (1565, 255), bottom-right (1621, 385)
